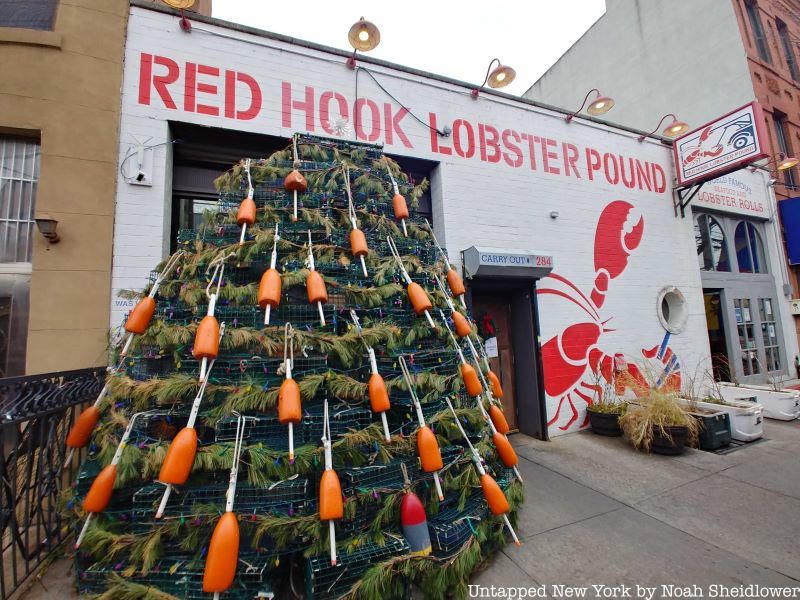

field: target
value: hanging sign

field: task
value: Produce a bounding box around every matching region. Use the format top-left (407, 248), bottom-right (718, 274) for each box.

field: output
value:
top-left (673, 102), bottom-right (768, 187)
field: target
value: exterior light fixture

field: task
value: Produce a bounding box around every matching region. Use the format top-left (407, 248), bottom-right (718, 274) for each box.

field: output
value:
top-left (161, 0), bottom-right (194, 32)
top-left (35, 214), bottom-right (60, 244)
top-left (565, 88), bottom-right (614, 122)
top-left (472, 59), bottom-right (516, 98)
top-left (749, 152), bottom-right (799, 173)
top-left (637, 113), bottom-right (690, 142)
top-left (346, 17), bottom-right (380, 68)
top-left (776, 152), bottom-right (799, 171)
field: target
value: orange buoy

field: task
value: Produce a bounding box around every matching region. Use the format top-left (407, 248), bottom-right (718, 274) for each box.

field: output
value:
top-left (158, 427), bottom-right (198, 485)
top-left (452, 311), bottom-right (472, 338)
top-left (480, 473), bottom-right (510, 516)
top-left (407, 282), bottom-right (432, 315)
top-left (284, 169), bottom-right (308, 192)
top-left (83, 464), bottom-right (117, 513)
top-left (258, 268), bottom-right (282, 309)
top-left (202, 512), bottom-right (240, 593)
top-left (446, 268), bottom-right (466, 297)
top-left (319, 470), bottom-right (344, 521)
top-left (236, 196), bottom-right (257, 226)
top-left (368, 372), bottom-right (390, 413)
top-left (460, 363), bottom-right (483, 398)
top-left (278, 378), bottom-right (302, 424)
top-left (493, 432), bottom-right (519, 468)
top-left (125, 296), bottom-right (156, 335)
top-left (193, 315), bottom-right (220, 359)
top-left (416, 425), bottom-right (443, 473)
top-left (306, 270), bottom-right (328, 305)
top-left (487, 370), bottom-right (504, 398)
top-left (489, 404), bottom-right (510, 434)
top-left (349, 228), bottom-right (369, 258)
top-left (393, 193), bottom-right (409, 220)
top-left (66, 406), bottom-right (100, 449)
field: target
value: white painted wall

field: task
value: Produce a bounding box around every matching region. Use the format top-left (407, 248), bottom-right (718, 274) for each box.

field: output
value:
top-left (115, 6), bottom-right (712, 436)
top-left (524, 0), bottom-right (755, 134)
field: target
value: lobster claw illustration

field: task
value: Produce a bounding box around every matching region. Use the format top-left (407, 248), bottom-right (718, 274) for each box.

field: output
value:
top-left (591, 201), bottom-right (644, 309)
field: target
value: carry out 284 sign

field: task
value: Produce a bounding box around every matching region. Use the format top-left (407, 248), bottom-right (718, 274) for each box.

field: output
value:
top-left (673, 102), bottom-right (768, 187)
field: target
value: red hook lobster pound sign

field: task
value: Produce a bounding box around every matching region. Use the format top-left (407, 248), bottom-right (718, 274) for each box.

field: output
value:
top-left (682, 125), bottom-right (724, 167)
top-left (538, 201), bottom-right (682, 432)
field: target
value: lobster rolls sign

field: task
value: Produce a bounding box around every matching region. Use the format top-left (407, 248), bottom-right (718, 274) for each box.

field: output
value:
top-left (673, 102), bottom-right (768, 187)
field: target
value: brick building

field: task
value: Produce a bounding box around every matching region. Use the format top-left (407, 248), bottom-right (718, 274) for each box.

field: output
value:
top-left (524, 0), bottom-right (800, 383)
top-left (108, 1), bottom-right (733, 437)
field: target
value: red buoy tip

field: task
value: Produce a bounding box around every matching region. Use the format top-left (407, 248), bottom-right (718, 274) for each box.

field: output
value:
top-left (331, 559), bottom-right (337, 566)
top-left (515, 540), bottom-right (522, 547)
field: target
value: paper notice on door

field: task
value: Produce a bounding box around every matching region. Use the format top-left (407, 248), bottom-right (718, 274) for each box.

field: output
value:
top-left (484, 337), bottom-right (499, 358)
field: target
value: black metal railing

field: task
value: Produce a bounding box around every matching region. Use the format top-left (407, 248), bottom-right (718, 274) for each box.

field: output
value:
top-left (0, 367), bottom-right (104, 599)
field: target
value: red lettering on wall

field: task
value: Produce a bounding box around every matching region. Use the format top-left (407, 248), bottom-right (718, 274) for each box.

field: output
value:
top-left (184, 63), bottom-right (220, 116)
top-left (320, 91), bottom-right (350, 135)
top-left (355, 98), bottom-right (381, 142)
top-left (479, 124), bottom-right (501, 163)
top-left (138, 53), bottom-right (179, 109)
top-left (384, 104), bottom-right (412, 148)
top-left (521, 134), bottom-right (538, 170)
top-left (224, 71), bottom-right (262, 120)
top-left (562, 143), bottom-right (581, 178)
top-left (604, 153), bottom-right (619, 184)
top-left (502, 129), bottom-right (523, 168)
top-left (430, 113), bottom-right (452, 155)
top-left (282, 83), bottom-right (315, 131)
top-left (542, 138), bottom-right (560, 175)
top-left (586, 148), bottom-right (601, 181)
top-left (453, 119), bottom-right (475, 159)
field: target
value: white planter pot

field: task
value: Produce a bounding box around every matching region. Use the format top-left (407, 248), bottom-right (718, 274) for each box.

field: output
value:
top-left (717, 383), bottom-right (800, 421)
top-left (686, 398), bottom-right (763, 442)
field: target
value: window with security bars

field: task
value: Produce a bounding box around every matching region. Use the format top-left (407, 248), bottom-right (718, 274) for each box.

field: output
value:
top-left (0, 137), bottom-right (40, 263)
top-left (758, 298), bottom-right (781, 372)
top-left (746, 1), bottom-right (772, 63)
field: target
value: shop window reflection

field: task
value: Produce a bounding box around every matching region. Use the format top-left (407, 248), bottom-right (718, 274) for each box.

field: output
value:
top-left (695, 214), bottom-right (730, 271)
top-left (734, 221), bottom-right (766, 273)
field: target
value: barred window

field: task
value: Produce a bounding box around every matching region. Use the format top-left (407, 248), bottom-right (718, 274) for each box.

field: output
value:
top-left (0, 137), bottom-right (40, 264)
top-left (0, 0), bottom-right (59, 30)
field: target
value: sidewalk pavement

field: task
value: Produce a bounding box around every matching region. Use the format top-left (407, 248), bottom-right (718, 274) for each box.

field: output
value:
top-left (473, 419), bottom-right (800, 596)
top-left (23, 420), bottom-right (800, 599)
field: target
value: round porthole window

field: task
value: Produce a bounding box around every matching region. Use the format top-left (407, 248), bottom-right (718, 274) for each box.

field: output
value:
top-left (657, 287), bottom-right (688, 334)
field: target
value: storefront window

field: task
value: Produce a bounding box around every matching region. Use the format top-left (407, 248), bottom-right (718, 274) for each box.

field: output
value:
top-left (758, 298), bottom-right (781, 371)
top-left (734, 298), bottom-right (760, 375)
top-left (734, 221), bottom-right (766, 273)
top-left (695, 214), bottom-right (730, 271)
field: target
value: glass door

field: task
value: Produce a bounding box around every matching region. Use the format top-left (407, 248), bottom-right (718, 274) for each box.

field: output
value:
top-left (758, 298), bottom-right (781, 372)
top-left (734, 298), bottom-right (760, 376)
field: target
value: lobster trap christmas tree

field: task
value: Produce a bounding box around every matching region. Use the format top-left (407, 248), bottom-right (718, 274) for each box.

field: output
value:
top-left (67, 134), bottom-right (523, 600)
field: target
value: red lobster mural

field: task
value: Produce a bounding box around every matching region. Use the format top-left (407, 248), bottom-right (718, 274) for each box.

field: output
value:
top-left (538, 201), bottom-right (681, 431)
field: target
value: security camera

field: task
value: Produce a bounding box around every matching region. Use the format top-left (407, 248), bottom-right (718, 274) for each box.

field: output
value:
top-left (135, 170), bottom-right (147, 182)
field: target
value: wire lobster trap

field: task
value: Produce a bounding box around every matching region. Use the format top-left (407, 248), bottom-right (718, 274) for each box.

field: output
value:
top-left (340, 445), bottom-right (465, 496)
top-left (76, 554), bottom-right (279, 600)
top-left (428, 490), bottom-right (487, 555)
top-left (131, 479), bottom-right (311, 526)
top-left (305, 536), bottom-right (410, 600)
top-left (215, 401), bottom-right (371, 449)
top-left (375, 349), bottom-right (460, 379)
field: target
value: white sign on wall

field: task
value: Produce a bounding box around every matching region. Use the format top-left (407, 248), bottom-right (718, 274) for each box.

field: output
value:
top-left (693, 170), bottom-right (771, 220)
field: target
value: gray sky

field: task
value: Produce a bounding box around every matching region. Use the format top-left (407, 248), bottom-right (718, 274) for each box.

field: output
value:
top-left (212, 1), bottom-right (607, 96)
